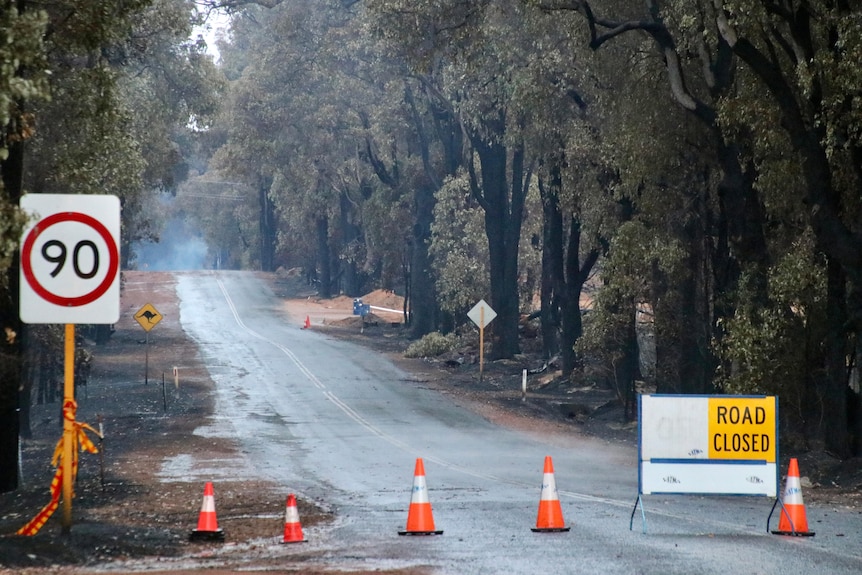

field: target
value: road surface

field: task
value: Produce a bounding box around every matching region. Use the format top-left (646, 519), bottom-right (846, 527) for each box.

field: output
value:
top-left (168, 271), bottom-right (862, 574)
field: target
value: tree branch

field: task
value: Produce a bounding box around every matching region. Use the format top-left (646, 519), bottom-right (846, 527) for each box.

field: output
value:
top-left (539, 0), bottom-right (714, 121)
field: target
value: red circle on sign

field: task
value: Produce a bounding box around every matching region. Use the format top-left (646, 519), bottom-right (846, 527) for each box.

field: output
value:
top-left (21, 211), bottom-right (119, 307)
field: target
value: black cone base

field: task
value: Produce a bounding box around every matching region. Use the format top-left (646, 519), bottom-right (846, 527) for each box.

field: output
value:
top-left (189, 528), bottom-right (225, 542)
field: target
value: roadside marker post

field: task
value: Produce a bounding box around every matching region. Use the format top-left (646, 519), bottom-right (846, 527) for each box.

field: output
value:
top-left (161, 372), bottom-right (168, 412)
top-left (97, 415), bottom-right (105, 491)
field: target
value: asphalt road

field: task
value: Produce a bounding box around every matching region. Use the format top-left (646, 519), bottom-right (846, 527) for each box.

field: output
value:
top-left (172, 271), bottom-right (862, 574)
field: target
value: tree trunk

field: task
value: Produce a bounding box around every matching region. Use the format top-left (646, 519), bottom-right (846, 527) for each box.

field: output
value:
top-left (823, 259), bottom-right (851, 457)
top-left (714, 140), bottom-right (769, 308)
top-left (338, 192), bottom-right (362, 297)
top-left (619, 307), bottom-right (639, 421)
top-left (539, 173), bottom-right (563, 359)
top-left (258, 179), bottom-right (276, 272)
top-left (470, 122), bottom-right (524, 359)
top-left (405, 80), bottom-right (461, 339)
top-left (0, 138), bottom-right (24, 493)
top-left (538, 161), bottom-right (600, 375)
top-left (559, 216), bottom-right (599, 376)
top-left (408, 183), bottom-right (438, 338)
top-left (315, 215), bottom-right (332, 299)
top-left (653, 249), bottom-right (712, 394)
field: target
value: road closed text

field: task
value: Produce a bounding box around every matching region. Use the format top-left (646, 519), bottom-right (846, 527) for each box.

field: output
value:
top-left (708, 398), bottom-right (776, 461)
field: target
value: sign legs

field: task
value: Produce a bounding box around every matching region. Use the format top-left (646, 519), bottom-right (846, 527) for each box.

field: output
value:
top-left (629, 494), bottom-right (647, 534)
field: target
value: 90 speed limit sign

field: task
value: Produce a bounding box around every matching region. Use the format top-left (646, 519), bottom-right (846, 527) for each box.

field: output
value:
top-left (19, 194), bottom-right (120, 324)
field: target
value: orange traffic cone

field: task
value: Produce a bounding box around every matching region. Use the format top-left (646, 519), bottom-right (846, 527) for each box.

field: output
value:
top-left (532, 456), bottom-right (570, 532)
top-left (281, 493), bottom-right (307, 543)
top-left (771, 458), bottom-right (815, 536)
top-left (302, 315), bottom-right (311, 329)
top-left (189, 482), bottom-right (225, 542)
top-left (398, 458), bottom-right (443, 536)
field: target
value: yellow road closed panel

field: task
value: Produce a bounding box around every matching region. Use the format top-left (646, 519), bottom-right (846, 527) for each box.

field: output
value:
top-left (708, 396), bottom-right (776, 461)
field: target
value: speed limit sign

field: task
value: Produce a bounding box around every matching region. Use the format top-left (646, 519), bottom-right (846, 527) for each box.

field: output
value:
top-left (19, 194), bottom-right (120, 324)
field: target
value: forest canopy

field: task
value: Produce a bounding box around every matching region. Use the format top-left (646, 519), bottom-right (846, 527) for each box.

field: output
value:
top-left (2, 1), bottom-right (861, 495)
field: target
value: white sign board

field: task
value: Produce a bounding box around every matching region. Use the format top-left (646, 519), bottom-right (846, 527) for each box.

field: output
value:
top-left (20, 194), bottom-right (120, 324)
top-left (638, 394), bottom-right (778, 497)
top-left (467, 299), bottom-right (496, 328)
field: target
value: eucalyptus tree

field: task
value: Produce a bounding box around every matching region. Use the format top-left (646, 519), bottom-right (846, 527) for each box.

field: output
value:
top-left (23, 0), bottom-right (223, 268)
top-left (213, 2), bottom-right (380, 289)
top-left (210, 4), bottom-right (329, 274)
top-left (536, 0), bottom-right (862, 455)
top-left (206, 8), bottom-right (284, 271)
top-left (0, 0), bottom-right (221, 490)
top-left (369, 0), bottom-right (626, 366)
top-left (514, 8), bottom-right (619, 376)
top-left (531, 0), bottom-right (776, 396)
top-left (708, 1), bottom-right (862, 456)
top-left (301, 1), bottom-right (463, 317)
top-left (526, 4), bottom-right (723, 383)
top-left (216, 0), bottom-right (446, 322)
top-left (358, 12), bottom-right (468, 336)
top-left (368, 0), bottom-right (553, 359)
top-left (0, 0), bottom-right (50, 493)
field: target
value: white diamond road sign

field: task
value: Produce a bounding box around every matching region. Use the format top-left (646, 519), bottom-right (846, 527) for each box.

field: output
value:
top-left (467, 299), bottom-right (496, 329)
top-left (19, 194), bottom-right (120, 324)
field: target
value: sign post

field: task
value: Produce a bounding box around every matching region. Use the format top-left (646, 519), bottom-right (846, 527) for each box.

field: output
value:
top-left (467, 299), bottom-right (496, 381)
top-left (134, 304), bottom-right (163, 385)
top-left (19, 194), bottom-right (120, 534)
top-left (62, 324), bottom-right (74, 532)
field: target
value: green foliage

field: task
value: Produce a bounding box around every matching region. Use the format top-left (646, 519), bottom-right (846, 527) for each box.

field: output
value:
top-left (0, 199), bottom-right (29, 289)
top-left (15, 0), bottom-right (225, 264)
top-left (0, 5), bottom-right (49, 282)
top-left (577, 220), bottom-right (679, 378)
top-left (429, 173), bottom-right (489, 317)
top-left (0, 7), bottom-right (48, 105)
top-left (209, 0), bottom-right (862, 445)
top-left (29, 67), bottom-right (146, 196)
top-left (715, 232), bottom-right (826, 407)
top-left (404, 331), bottom-right (459, 358)
top-left (0, 6), bottom-right (50, 159)
top-left (362, 186), bottom-right (411, 288)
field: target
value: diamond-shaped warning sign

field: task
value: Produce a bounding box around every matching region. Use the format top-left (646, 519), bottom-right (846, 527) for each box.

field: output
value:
top-left (134, 303), bottom-right (163, 332)
top-left (467, 299), bottom-right (496, 329)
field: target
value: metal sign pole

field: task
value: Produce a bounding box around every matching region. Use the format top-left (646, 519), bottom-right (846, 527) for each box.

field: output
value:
top-left (144, 331), bottom-right (149, 385)
top-left (479, 307), bottom-right (484, 383)
top-left (62, 323), bottom-right (75, 533)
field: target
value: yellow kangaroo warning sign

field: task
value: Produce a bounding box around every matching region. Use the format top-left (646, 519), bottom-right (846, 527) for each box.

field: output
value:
top-left (134, 303), bottom-right (163, 332)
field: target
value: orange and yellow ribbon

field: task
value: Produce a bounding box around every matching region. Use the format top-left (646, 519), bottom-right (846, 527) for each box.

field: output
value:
top-left (16, 400), bottom-right (101, 536)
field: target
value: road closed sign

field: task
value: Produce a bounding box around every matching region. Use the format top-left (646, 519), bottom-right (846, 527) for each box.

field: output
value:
top-left (19, 194), bottom-right (120, 324)
top-left (638, 394), bottom-right (778, 497)
top-left (708, 397), bottom-right (775, 460)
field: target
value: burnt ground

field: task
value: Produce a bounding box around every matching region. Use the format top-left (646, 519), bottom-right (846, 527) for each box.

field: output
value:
top-left (1, 270), bottom-right (860, 574)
